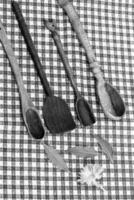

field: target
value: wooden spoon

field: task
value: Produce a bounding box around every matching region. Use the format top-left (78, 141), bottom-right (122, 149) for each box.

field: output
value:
top-left (58, 0), bottom-right (125, 120)
top-left (0, 19), bottom-right (45, 140)
top-left (12, 1), bottom-right (76, 134)
top-left (44, 20), bottom-right (95, 126)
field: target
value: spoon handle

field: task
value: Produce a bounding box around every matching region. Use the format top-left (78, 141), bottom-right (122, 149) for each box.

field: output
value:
top-left (0, 19), bottom-right (30, 102)
top-left (12, 1), bottom-right (53, 96)
top-left (58, 0), bottom-right (103, 81)
top-left (44, 20), bottom-right (80, 97)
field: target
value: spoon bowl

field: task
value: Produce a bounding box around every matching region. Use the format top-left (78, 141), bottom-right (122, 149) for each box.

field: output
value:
top-left (76, 97), bottom-right (95, 125)
top-left (97, 81), bottom-right (125, 120)
top-left (25, 108), bottom-right (45, 139)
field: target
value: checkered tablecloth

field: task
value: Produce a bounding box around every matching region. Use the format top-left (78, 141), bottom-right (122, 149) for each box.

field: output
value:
top-left (0, 0), bottom-right (134, 199)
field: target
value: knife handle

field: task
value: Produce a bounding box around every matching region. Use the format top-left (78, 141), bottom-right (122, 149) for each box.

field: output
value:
top-left (12, 1), bottom-right (53, 96)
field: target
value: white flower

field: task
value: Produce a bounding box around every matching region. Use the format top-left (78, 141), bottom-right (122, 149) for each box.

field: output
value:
top-left (78, 164), bottom-right (106, 192)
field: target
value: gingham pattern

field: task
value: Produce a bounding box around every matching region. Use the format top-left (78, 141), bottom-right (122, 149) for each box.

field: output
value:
top-left (0, 0), bottom-right (134, 199)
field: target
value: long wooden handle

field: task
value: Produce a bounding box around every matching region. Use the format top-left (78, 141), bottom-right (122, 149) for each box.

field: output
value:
top-left (0, 19), bottom-right (29, 99)
top-left (58, 0), bottom-right (103, 81)
top-left (12, 1), bottom-right (53, 96)
top-left (44, 20), bottom-right (80, 96)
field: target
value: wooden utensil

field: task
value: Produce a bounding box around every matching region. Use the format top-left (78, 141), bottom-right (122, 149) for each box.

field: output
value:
top-left (58, 0), bottom-right (125, 120)
top-left (0, 19), bottom-right (45, 140)
top-left (44, 20), bottom-right (95, 126)
top-left (12, 1), bottom-right (76, 134)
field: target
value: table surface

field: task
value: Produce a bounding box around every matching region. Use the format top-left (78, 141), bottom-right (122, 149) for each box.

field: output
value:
top-left (0, 0), bottom-right (134, 199)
